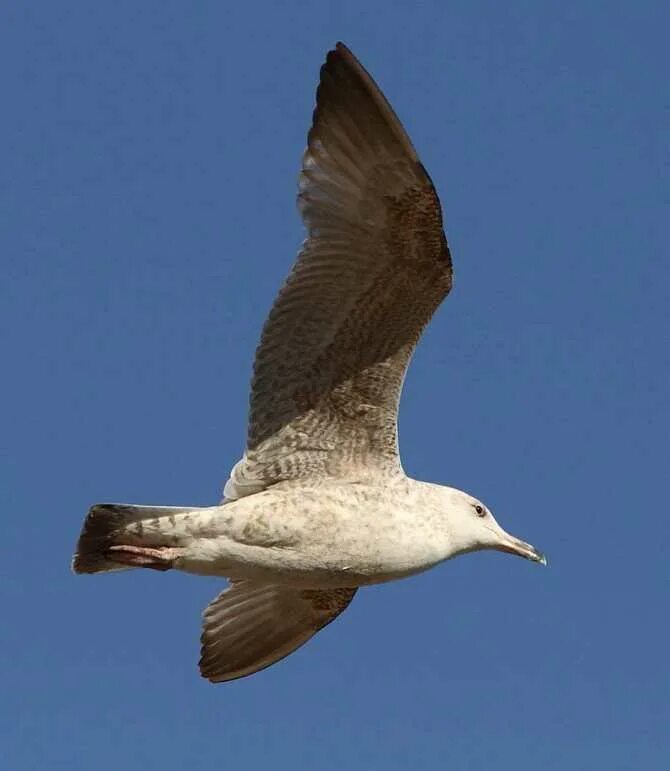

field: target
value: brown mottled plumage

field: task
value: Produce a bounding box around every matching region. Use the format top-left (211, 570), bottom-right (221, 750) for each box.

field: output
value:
top-left (72, 44), bottom-right (544, 685)
top-left (225, 42), bottom-right (452, 500)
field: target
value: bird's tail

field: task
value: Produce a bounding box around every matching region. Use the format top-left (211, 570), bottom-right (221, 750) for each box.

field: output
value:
top-left (72, 503), bottom-right (200, 574)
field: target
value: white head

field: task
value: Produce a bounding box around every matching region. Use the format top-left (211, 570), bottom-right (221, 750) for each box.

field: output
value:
top-left (436, 486), bottom-right (546, 565)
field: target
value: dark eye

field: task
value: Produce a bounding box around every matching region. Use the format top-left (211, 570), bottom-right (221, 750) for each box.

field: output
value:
top-left (475, 505), bottom-right (485, 516)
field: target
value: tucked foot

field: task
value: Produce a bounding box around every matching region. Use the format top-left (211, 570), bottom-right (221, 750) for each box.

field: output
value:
top-left (107, 545), bottom-right (178, 571)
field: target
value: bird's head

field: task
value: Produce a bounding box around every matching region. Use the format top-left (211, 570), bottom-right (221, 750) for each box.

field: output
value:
top-left (437, 487), bottom-right (546, 565)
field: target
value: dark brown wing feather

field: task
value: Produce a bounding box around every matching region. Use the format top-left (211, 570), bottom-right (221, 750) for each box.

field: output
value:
top-left (224, 43), bottom-right (452, 500)
top-left (199, 582), bottom-right (356, 683)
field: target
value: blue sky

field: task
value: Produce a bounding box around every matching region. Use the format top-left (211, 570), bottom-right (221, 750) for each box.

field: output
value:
top-left (3, 1), bottom-right (668, 768)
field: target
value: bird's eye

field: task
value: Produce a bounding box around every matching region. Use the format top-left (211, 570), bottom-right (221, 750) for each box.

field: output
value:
top-left (475, 504), bottom-right (485, 516)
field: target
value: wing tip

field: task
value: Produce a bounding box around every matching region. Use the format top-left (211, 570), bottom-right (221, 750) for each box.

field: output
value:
top-left (312, 42), bottom-right (419, 164)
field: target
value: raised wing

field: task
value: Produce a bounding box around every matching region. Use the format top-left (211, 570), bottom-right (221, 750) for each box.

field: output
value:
top-left (224, 43), bottom-right (452, 501)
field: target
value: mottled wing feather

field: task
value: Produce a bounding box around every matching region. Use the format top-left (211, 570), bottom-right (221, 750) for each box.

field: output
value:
top-left (224, 43), bottom-right (452, 500)
top-left (199, 581), bottom-right (356, 683)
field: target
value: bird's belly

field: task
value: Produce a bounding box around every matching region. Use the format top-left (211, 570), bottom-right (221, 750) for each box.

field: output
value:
top-left (179, 543), bottom-right (432, 587)
top-left (173, 484), bottom-right (442, 586)
top-left (176, 516), bottom-right (439, 587)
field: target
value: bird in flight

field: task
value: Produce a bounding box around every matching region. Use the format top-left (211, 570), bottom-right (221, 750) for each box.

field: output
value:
top-left (73, 42), bottom-right (545, 683)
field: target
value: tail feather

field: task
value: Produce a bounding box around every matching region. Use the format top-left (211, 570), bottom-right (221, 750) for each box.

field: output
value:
top-left (72, 503), bottom-right (196, 574)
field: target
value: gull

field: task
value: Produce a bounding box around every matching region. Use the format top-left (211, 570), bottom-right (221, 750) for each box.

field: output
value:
top-left (73, 42), bottom-right (545, 684)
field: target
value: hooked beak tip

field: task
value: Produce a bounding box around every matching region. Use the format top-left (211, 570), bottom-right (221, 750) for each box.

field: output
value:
top-left (499, 535), bottom-right (547, 566)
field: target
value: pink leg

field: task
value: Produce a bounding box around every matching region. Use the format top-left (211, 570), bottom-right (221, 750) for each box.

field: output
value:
top-left (107, 544), bottom-right (179, 571)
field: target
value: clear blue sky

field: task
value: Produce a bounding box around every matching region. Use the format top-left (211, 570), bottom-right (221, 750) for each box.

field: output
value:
top-left (3, 2), bottom-right (668, 769)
